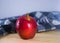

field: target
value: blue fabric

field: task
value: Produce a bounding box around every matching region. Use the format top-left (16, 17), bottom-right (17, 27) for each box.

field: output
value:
top-left (0, 27), bottom-right (7, 36)
top-left (29, 11), bottom-right (60, 32)
top-left (0, 11), bottom-right (60, 35)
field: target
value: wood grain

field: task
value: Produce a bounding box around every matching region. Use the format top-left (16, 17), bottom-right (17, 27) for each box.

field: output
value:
top-left (0, 30), bottom-right (60, 43)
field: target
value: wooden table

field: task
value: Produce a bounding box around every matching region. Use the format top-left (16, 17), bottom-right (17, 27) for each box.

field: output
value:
top-left (0, 30), bottom-right (60, 43)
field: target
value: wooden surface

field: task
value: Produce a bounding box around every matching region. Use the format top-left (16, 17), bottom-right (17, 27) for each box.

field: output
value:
top-left (0, 30), bottom-right (60, 43)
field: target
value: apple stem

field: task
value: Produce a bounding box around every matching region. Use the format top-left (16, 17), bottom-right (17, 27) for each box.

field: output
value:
top-left (26, 14), bottom-right (30, 21)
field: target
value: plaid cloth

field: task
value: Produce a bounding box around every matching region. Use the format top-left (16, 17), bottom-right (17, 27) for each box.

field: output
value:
top-left (0, 11), bottom-right (60, 36)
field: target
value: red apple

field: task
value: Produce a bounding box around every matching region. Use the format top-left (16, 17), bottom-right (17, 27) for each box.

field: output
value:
top-left (16, 14), bottom-right (37, 39)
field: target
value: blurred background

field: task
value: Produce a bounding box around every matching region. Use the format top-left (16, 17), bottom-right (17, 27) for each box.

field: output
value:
top-left (0, 0), bottom-right (60, 36)
top-left (0, 0), bottom-right (60, 18)
top-left (0, 1), bottom-right (60, 43)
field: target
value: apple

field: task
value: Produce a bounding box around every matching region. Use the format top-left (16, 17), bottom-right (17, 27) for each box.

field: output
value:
top-left (16, 14), bottom-right (37, 39)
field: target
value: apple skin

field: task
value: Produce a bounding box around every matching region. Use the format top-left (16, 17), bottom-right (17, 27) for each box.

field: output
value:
top-left (16, 15), bottom-right (37, 39)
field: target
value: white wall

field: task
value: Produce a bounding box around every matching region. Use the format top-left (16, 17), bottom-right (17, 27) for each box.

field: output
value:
top-left (55, 0), bottom-right (60, 11)
top-left (0, 0), bottom-right (58, 18)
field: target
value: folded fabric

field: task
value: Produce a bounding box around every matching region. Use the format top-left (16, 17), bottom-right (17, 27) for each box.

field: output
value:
top-left (0, 11), bottom-right (60, 36)
top-left (29, 11), bottom-right (56, 32)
